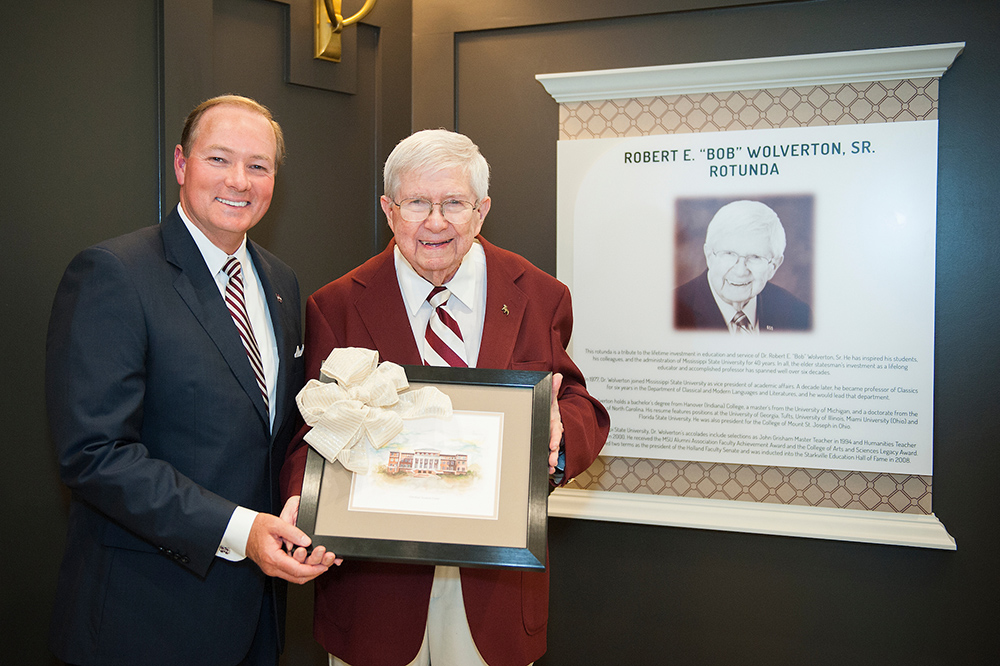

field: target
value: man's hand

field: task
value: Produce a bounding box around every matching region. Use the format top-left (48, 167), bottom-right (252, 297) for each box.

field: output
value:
top-left (246, 496), bottom-right (341, 584)
top-left (549, 372), bottom-right (564, 475)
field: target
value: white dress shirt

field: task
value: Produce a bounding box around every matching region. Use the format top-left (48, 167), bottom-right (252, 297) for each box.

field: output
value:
top-left (382, 241), bottom-right (494, 666)
top-left (177, 204), bottom-right (278, 560)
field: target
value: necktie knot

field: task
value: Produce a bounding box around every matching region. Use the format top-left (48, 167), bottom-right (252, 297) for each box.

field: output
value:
top-left (223, 256), bottom-right (242, 280)
top-left (427, 286), bottom-right (450, 308)
top-left (732, 310), bottom-right (752, 333)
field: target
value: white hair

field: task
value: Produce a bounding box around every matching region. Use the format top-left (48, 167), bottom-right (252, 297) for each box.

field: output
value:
top-left (704, 200), bottom-right (786, 258)
top-left (383, 129), bottom-right (490, 201)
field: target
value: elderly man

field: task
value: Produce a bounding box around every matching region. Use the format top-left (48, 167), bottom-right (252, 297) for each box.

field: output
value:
top-left (46, 95), bottom-right (337, 666)
top-left (674, 199), bottom-right (812, 333)
top-left (281, 129), bottom-right (609, 666)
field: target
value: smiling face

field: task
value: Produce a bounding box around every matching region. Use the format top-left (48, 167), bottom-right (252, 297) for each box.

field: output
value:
top-left (174, 104), bottom-right (277, 254)
top-left (381, 166), bottom-right (490, 286)
top-left (705, 229), bottom-right (782, 308)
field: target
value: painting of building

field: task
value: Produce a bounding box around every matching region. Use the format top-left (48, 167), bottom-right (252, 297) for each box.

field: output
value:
top-left (386, 449), bottom-right (469, 476)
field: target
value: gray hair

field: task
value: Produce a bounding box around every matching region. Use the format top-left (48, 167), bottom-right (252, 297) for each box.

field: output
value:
top-left (383, 129), bottom-right (490, 201)
top-left (704, 200), bottom-right (786, 259)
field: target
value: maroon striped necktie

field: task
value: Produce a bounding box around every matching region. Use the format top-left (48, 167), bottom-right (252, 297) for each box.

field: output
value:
top-left (223, 256), bottom-right (269, 408)
top-left (423, 286), bottom-right (468, 367)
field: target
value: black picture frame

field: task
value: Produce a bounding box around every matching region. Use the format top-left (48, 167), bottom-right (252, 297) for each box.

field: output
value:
top-left (297, 365), bottom-right (551, 570)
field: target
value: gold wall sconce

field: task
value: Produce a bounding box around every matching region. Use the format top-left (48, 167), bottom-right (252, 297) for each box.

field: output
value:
top-left (315, 0), bottom-right (378, 62)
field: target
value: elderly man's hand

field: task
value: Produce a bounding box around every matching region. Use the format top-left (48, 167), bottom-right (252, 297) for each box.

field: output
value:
top-left (246, 497), bottom-right (341, 584)
top-left (548, 373), bottom-right (564, 475)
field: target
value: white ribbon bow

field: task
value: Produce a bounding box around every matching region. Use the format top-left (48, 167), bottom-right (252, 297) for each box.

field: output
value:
top-left (296, 347), bottom-right (453, 474)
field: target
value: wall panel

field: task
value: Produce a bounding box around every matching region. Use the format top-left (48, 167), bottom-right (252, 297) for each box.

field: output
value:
top-left (438, 0), bottom-right (1000, 663)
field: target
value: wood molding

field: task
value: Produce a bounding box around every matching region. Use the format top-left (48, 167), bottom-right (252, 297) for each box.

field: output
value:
top-left (536, 42), bottom-right (966, 102)
top-left (549, 488), bottom-right (957, 550)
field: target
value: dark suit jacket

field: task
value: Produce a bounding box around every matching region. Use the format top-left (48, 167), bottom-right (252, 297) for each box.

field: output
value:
top-left (280, 238), bottom-right (610, 666)
top-left (45, 210), bottom-right (303, 665)
top-left (674, 269), bottom-right (812, 332)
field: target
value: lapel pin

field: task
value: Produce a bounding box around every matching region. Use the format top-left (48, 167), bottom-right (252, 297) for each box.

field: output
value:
top-left (276, 293), bottom-right (283, 303)
top-left (502, 304), bottom-right (509, 316)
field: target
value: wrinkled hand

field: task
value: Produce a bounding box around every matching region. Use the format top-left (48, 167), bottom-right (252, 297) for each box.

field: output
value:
top-left (549, 373), bottom-right (564, 475)
top-left (246, 497), bottom-right (341, 584)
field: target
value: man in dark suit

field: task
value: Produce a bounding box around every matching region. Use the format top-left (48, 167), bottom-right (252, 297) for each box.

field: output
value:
top-left (674, 199), bottom-right (812, 333)
top-left (281, 129), bottom-right (610, 666)
top-left (46, 95), bottom-right (337, 666)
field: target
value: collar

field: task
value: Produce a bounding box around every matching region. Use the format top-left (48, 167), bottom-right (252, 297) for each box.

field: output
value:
top-left (176, 203), bottom-right (250, 275)
top-left (394, 240), bottom-right (485, 315)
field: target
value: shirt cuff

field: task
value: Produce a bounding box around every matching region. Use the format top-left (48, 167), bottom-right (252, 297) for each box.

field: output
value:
top-left (216, 506), bottom-right (258, 561)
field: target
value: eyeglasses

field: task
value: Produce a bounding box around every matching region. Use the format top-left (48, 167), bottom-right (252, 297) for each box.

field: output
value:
top-left (391, 198), bottom-right (480, 223)
top-left (712, 251), bottom-right (775, 272)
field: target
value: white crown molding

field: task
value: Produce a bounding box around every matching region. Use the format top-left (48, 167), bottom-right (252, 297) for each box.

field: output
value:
top-left (548, 488), bottom-right (956, 550)
top-left (536, 42), bottom-right (965, 103)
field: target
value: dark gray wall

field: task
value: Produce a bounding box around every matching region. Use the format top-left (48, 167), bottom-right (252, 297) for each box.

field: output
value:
top-left (1, 2), bottom-right (161, 663)
top-left (443, 0), bottom-right (999, 664)
top-left (4, 0), bottom-right (999, 664)
top-left (0, 0), bottom-right (410, 664)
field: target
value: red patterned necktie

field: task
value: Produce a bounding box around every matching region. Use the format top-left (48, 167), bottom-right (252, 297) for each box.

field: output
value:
top-left (223, 256), bottom-right (269, 408)
top-left (423, 286), bottom-right (468, 367)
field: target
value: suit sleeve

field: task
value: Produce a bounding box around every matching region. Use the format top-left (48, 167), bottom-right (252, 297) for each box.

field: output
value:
top-left (549, 285), bottom-right (610, 482)
top-left (46, 247), bottom-right (235, 576)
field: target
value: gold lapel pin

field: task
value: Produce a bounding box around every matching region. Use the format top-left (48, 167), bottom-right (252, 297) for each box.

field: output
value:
top-left (501, 304), bottom-right (509, 316)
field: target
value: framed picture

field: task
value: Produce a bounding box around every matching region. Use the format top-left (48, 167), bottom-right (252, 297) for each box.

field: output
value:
top-left (297, 365), bottom-right (552, 570)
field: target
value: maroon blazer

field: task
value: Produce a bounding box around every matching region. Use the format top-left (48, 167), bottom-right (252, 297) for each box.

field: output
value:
top-left (281, 238), bottom-right (609, 666)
